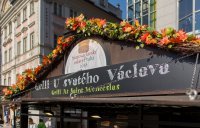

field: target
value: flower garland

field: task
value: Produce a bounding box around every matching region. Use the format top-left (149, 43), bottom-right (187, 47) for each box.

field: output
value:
top-left (2, 14), bottom-right (200, 99)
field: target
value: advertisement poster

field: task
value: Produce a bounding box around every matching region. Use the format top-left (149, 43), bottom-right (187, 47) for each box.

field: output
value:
top-left (65, 39), bottom-right (107, 74)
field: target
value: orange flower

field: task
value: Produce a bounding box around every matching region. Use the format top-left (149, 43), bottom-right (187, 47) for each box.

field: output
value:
top-left (79, 21), bottom-right (86, 29)
top-left (176, 30), bottom-right (188, 42)
top-left (3, 88), bottom-right (12, 96)
top-left (141, 33), bottom-right (150, 42)
top-left (42, 56), bottom-right (51, 66)
top-left (17, 83), bottom-right (25, 91)
top-left (57, 36), bottom-right (63, 45)
top-left (56, 45), bottom-right (63, 53)
top-left (120, 21), bottom-right (127, 27)
top-left (17, 74), bottom-right (24, 82)
top-left (97, 19), bottom-right (106, 28)
top-left (141, 33), bottom-right (157, 45)
top-left (34, 65), bottom-right (42, 75)
top-left (170, 37), bottom-right (181, 43)
top-left (65, 18), bottom-right (74, 26)
top-left (75, 14), bottom-right (84, 22)
top-left (134, 19), bottom-right (140, 27)
top-left (122, 25), bottom-right (133, 32)
top-left (62, 43), bottom-right (69, 49)
top-left (24, 69), bottom-right (36, 81)
top-left (2, 88), bottom-right (8, 94)
top-left (52, 49), bottom-right (59, 58)
top-left (159, 37), bottom-right (170, 45)
top-left (72, 23), bottom-right (79, 30)
top-left (149, 39), bottom-right (157, 44)
top-left (6, 90), bottom-right (13, 96)
top-left (65, 36), bottom-right (74, 42)
top-left (11, 84), bottom-right (17, 90)
top-left (52, 49), bottom-right (58, 55)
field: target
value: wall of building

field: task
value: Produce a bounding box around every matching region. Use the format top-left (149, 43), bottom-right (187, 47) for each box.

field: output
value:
top-left (88, 0), bottom-right (122, 18)
top-left (0, 0), bottom-right (40, 85)
top-left (156, 0), bottom-right (178, 30)
top-left (0, 0), bottom-right (121, 86)
top-left (42, 0), bottom-right (122, 57)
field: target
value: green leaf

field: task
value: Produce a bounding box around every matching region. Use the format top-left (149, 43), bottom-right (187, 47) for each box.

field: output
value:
top-left (168, 44), bottom-right (173, 49)
top-left (147, 27), bottom-right (154, 32)
top-left (135, 33), bottom-right (139, 38)
top-left (166, 27), bottom-right (174, 35)
top-left (135, 46), bottom-right (140, 50)
top-left (137, 39), bottom-right (141, 42)
top-left (77, 30), bottom-right (80, 33)
top-left (187, 34), bottom-right (196, 41)
top-left (156, 34), bottom-right (162, 38)
top-left (140, 43), bottom-right (144, 48)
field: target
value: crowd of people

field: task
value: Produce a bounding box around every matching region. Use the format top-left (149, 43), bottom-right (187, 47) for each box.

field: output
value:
top-left (28, 118), bottom-right (52, 128)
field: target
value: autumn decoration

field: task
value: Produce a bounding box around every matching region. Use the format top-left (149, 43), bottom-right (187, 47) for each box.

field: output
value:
top-left (2, 14), bottom-right (200, 99)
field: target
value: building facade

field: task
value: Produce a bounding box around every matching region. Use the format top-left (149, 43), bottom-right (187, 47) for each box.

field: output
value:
top-left (126, 0), bottom-right (200, 35)
top-left (0, 0), bottom-right (122, 86)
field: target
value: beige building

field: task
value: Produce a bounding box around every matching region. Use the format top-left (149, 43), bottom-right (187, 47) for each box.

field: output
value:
top-left (0, 0), bottom-right (122, 86)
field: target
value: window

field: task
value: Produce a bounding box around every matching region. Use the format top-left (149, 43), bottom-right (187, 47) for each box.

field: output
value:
top-left (142, 15), bottom-right (148, 25)
top-left (4, 78), bottom-right (6, 86)
top-left (9, 22), bottom-right (12, 35)
top-left (128, 0), bottom-right (133, 5)
top-left (135, 1), bottom-right (141, 21)
top-left (17, 41), bottom-right (21, 56)
top-left (100, 0), bottom-right (106, 7)
top-left (4, 51), bottom-right (7, 63)
top-left (17, 13), bottom-right (21, 26)
top-left (30, 1), bottom-right (34, 15)
top-left (179, 0), bottom-right (192, 19)
top-left (128, 5), bottom-right (134, 22)
top-left (196, 0), bottom-right (200, 11)
top-left (23, 37), bottom-right (27, 52)
top-left (142, 0), bottom-right (149, 25)
top-left (58, 4), bottom-right (62, 16)
top-left (16, 74), bottom-right (19, 81)
top-left (30, 32), bottom-right (34, 49)
top-left (54, 34), bottom-right (58, 48)
top-left (179, 0), bottom-right (200, 33)
top-left (179, 15), bottom-right (193, 32)
top-left (23, 7), bottom-right (27, 21)
top-left (195, 12), bottom-right (200, 31)
top-left (70, 9), bottom-right (73, 17)
top-left (54, 2), bottom-right (57, 15)
top-left (70, 9), bottom-right (77, 17)
top-left (127, 0), bottom-right (156, 28)
top-left (9, 48), bottom-right (12, 61)
top-left (8, 75), bottom-right (11, 86)
top-left (4, 27), bottom-right (7, 39)
top-left (150, 0), bottom-right (156, 28)
top-left (142, 0), bottom-right (148, 15)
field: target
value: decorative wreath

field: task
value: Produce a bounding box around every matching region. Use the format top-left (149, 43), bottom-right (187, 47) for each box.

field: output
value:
top-left (2, 14), bottom-right (200, 99)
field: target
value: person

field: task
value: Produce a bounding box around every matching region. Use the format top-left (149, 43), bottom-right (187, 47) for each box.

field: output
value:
top-left (38, 119), bottom-right (46, 128)
top-left (45, 118), bottom-right (52, 128)
top-left (28, 118), bottom-right (37, 128)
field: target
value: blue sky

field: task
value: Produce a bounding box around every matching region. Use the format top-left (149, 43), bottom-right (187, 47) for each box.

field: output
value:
top-left (108, 0), bottom-right (126, 19)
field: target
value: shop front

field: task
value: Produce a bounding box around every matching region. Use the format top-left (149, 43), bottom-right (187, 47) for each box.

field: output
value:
top-left (19, 98), bottom-right (200, 128)
top-left (17, 36), bottom-right (200, 128)
top-left (3, 15), bottom-right (200, 128)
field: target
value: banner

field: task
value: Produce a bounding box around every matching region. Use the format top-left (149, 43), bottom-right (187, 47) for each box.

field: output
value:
top-left (31, 55), bottom-right (196, 98)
